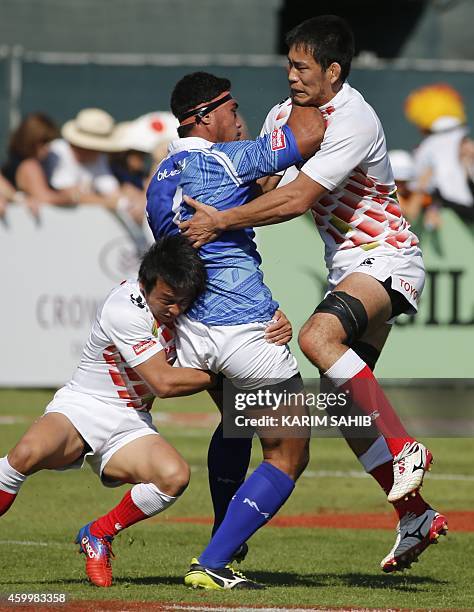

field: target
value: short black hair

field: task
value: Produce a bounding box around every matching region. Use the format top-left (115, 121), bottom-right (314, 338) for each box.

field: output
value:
top-left (170, 71), bottom-right (231, 137)
top-left (139, 235), bottom-right (207, 308)
top-left (285, 15), bottom-right (355, 82)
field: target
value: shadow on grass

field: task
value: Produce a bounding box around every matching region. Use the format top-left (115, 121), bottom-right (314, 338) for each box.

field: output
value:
top-left (249, 571), bottom-right (448, 592)
top-left (0, 572), bottom-right (447, 592)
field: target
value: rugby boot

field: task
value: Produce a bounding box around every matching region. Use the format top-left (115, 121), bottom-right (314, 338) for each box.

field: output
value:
top-left (388, 441), bottom-right (433, 502)
top-left (184, 557), bottom-right (264, 590)
top-left (381, 508), bottom-right (448, 573)
top-left (76, 522), bottom-right (115, 587)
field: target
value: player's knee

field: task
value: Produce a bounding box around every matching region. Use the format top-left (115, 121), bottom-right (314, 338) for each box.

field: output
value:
top-left (8, 439), bottom-right (42, 474)
top-left (298, 323), bottom-right (329, 367)
top-left (311, 291), bottom-right (369, 346)
top-left (152, 458), bottom-right (190, 497)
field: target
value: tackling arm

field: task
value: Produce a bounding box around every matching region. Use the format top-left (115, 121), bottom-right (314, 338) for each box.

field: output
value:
top-left (180, 172), bottom-right (326, 247)
top-left (134, 350), bottom-right (215, 399)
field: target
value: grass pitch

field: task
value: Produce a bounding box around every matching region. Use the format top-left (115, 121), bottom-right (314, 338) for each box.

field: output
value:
top-left (0, 389), bottom-right (473, 610)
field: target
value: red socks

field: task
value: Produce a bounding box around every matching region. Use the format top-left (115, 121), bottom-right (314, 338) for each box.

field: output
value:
top-left (325, 349), bottom-right (415, 457)
top-left (346, 365), bottom-right (414, 456)
top-left (0, 490), bottom-right (17, 517)
top-left (370, 460), bottom-right (428, 519)
top-left (90, 490), bottom-right (147, 539)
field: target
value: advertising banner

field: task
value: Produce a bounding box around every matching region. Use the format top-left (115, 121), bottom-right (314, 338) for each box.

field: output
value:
top-left (0, 206), bottom-right (150, 386)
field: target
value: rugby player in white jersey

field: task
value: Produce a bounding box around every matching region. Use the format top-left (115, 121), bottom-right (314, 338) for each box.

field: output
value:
top-left (0, 236), bottom-right (215, 587)
top-left (179, 16), bottom-right (448, 572)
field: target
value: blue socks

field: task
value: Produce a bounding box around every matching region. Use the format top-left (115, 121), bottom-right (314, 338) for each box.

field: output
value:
top-left (207, 423), bottom-right (252, 535)
top-left (199, 461), bottom-right (295, 568)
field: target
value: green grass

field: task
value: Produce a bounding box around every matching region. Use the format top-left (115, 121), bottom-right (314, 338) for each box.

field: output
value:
top-left (0, 389), bottom-right (473, 610)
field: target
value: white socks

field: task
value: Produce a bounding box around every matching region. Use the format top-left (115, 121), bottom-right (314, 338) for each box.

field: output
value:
top-left (0, 456), bottom-right (26, 493)
top-left (130, 482), bottom-right (177, 517)
top-left (324, 349), bottom-right (366, 386)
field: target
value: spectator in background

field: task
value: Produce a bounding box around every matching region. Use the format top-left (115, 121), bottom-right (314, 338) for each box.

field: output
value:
top-left (2, 113), bottom-right (77, 212)
top-left (388, 149), bottom-right (434, 226)
top-left (388, 149), bottom-right (420, 221)
top-left (113, 111), bottom-right (179, 186)
top-left (48, 108), bottom-right (122, 207)
top-left (47, 108), bottom-right (143, 227)
top-left (111, 112), bottom-right (179, 223)
top-left (405, 84), bottom-right (474, 224)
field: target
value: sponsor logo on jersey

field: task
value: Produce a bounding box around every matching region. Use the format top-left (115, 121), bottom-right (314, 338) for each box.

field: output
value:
top-left (399, 278), bottom-right (420, 303)
top-left (130, 293), bottom-right (146, 309)
top-left (133, 339), bottom-right (157, 355)
top-left (359, 257), bottom-right (375, 267)
top-left (271, 128), bottom-right (286, 151)
top-left (155, 159), bottom-right (186, 182)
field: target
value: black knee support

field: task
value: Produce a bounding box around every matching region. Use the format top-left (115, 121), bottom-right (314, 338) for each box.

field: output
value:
top-left (313, 291), bottom-right (368, 345)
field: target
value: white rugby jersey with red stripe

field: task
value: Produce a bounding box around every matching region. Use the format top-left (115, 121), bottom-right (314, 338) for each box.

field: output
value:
top-left (66, 280), bottom-right (175, 411)
top-left (261, 83), bottom-right (420, 269)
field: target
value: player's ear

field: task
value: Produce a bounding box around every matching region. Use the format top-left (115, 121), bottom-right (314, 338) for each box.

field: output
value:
top-left (327, 62), bottom-right (341, 84)
top-left (200, 113), bottom-right (212, 126)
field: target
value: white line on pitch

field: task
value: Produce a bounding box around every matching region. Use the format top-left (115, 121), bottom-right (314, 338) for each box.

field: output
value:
top-left (0, 540), bottom-right (69, 548)
top-left (188, 464), bottom-right (474, 482)
top-left (302, 469), bottom-right (474, 481)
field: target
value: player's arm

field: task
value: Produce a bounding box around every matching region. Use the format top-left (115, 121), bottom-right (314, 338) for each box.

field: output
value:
top-left (256, 174), bottom-right (282, 194)
top-left (286, 104), bottom-right (326, 160)
top-left (180, 172), bottom-right (325, 247)
top-left (180, 113), bottom-right (376, 246)
top-left (235, 105), bottom-right (325, 183)
top-left (104, 300), bottom-right (215, 399)
top-left (133, 350), bottom-right (215, 399)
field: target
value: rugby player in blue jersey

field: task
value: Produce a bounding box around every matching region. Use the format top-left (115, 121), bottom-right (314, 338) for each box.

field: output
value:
top-left (146, 71), bottom-right (325, 589)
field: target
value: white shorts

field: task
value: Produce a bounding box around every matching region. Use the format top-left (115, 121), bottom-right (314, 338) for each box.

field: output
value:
top-left (44, 387), bottom-right (159, 486)
top-left (174, 315), bottom-right (299, 390)
top-left (327, 247), bottom-right (425, 323)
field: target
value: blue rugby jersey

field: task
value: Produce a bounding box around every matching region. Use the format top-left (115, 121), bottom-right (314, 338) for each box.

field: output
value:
top-left (146, 125), bottom-right (302, 325)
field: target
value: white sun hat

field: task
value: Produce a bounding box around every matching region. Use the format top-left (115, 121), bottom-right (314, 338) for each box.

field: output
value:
top-left (115, 112), bottom-right (179, 153)
top-left (388, 149), bottom-right (415, 182)
top-left (61, 108), bottom-right (124, 152)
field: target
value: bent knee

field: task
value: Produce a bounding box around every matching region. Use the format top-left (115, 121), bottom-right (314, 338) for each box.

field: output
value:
top-left (152, 459), bottom-right (190, 497)
top-left (298, 323), bottom-right (327, 364)
top-left (8, 439), bottom-right (42, 475)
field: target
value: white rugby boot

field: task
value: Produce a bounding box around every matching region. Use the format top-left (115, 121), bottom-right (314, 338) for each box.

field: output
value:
top-left (388, 441), bottom-right (433, 503)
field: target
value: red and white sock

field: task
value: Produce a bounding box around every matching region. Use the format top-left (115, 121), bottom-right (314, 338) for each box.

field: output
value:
top-left (0, 456), bottom-right (26, 516)
top-left (371, 460), bottom-right (429, 519)
top-left (324, 349), bottom-right (415, 457)
top-left (358, 438), bottom-right (428, 519)
top-left (90, 483), bottom-right (177, 539)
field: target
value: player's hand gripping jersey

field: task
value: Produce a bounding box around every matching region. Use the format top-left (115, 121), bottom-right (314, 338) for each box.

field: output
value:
top-left (262, 84), bottom-right (419, 269)
top-left (66, 280), bottom-right (175, 411)
top-left (146, 126), bottom-right (302, 325)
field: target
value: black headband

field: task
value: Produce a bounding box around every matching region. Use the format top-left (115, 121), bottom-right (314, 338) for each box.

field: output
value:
top-left (178, 93), bottom-right (233, 126)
